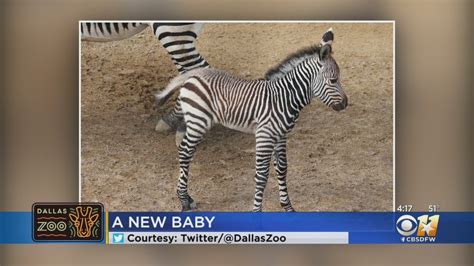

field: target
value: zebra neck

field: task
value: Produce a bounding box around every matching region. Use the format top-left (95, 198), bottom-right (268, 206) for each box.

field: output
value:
top-left (278, 65), bottom-right (313, 111)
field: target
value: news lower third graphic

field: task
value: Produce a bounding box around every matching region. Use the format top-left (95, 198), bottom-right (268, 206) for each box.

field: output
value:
top-left (32, 203), bottom-right (104, 242)
top-left (106, 213), bottom-right (349, 244)
top-left (0, 205), bottom-right (473, 244)
top-left (104, 212), bottom-right (473, 244)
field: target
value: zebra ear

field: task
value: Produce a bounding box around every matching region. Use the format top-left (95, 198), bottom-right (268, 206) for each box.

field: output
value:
top-left (319, 44), bottom-right (332, 60)
top-left (318, 28), bottom-right (333, 60)
top-left (319, 27), bottom-right (334, 47)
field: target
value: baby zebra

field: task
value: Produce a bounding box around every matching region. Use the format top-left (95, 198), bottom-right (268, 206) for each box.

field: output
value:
top-left (155, 28), bottom-right (348, 212)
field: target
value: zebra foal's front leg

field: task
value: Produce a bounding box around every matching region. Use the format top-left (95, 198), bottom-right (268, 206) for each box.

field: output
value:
top-left (253, 133), bottom-right (276, 212)
top-left (273, 137), bottom-right (295, 212)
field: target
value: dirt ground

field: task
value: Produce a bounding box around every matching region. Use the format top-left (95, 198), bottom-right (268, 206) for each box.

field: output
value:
top-left (80, 23), bottom-right (393, 212)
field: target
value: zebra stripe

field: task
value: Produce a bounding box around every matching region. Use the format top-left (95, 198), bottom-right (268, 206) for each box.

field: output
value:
top-left (155, 28), bottom-right (348, 212)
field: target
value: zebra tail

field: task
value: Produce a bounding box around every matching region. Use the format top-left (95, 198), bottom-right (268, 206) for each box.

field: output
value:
top-left (154, 72), bottom-right (192, 108)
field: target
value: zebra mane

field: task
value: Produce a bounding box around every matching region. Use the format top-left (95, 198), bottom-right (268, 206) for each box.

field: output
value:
top-left (264, 45), bottom-right (322, 80)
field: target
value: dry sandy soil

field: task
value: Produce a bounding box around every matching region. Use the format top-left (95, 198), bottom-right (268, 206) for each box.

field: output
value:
top-left (81, 23), bottom-right (393, 211)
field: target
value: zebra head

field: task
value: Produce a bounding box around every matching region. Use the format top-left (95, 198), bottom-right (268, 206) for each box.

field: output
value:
top-left (312, 28), bottom-right (348, 112)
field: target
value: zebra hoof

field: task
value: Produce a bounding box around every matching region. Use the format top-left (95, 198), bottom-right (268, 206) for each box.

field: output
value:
top-left (181, 198), bottom-right (198, 212)
top-left (155, 119), bottom-right (172, 132)
top-left (281, 203), bottom-right (295, 212)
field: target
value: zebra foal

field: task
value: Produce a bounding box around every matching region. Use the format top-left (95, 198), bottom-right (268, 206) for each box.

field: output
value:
top-left (155, 28), bottom-right (348, 212)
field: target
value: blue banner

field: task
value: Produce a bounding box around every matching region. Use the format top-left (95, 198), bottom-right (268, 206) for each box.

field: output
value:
top-left (0, 212), bottom-right (34, 244)
top-left (107, 212), bottom-right (394, 232)
top-left (1, 212), bottom-right (473, 244)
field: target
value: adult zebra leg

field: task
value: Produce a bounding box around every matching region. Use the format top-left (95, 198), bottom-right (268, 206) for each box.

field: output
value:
top-left (273, 137), bottom-right (295, 212)
top-left (253, 133), bottom-right (276, 212)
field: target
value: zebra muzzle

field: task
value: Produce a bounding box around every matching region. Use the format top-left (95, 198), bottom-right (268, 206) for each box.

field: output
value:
top-left (331, 96), bottom-right (348, 111)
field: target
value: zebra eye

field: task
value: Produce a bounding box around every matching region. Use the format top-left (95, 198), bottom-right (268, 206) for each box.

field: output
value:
top-left (329, 78), bottom-right (338, 83)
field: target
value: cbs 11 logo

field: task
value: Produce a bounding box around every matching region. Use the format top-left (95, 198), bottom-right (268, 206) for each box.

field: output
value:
top-left (396, 214), bottom-right (440, 237)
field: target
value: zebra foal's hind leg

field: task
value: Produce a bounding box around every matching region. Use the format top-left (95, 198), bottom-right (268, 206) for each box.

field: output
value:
top-left (273, 137), bottom-right (295, 212)
top-left (176, 128), bottom-right (202, 211)
top-left (176, 111), bottom-right (211, 211)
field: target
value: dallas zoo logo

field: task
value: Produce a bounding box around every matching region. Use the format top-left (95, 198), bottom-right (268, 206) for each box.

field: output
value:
top-left (396, 214), bottom-right (440, 243)
top-left (33, 203), bottom-right (104, 242)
